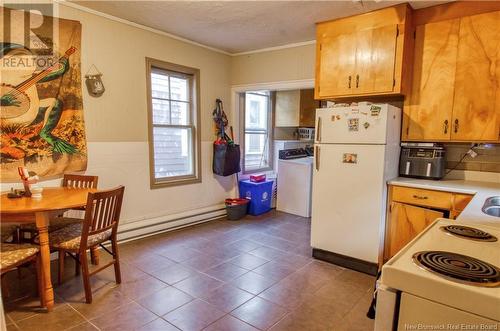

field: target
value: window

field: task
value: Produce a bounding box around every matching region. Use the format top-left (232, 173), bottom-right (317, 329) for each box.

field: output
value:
top-left (240, 91), bottom-right (273, 173)
top-left (146, 58), bottom-right (201, 188)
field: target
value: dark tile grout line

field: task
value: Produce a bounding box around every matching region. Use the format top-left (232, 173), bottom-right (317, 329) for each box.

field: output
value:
top-left (118, 233), bottom-right (316, 329)
top-left (7, 214), bottom-right (332, 331)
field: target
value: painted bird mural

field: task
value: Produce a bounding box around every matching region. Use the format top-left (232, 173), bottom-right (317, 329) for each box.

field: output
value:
top-left (0, 43), bottom-right (77, 160)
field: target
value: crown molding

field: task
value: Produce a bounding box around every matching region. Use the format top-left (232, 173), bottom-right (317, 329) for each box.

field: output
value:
top-left (55, 0), bottom-right (317, 57)
top-left (232, 40), bottom-right (316, 56)
top-left (55, 0), bottom-right (232, 56)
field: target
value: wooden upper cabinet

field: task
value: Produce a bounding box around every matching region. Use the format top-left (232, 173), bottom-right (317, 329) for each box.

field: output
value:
top-left (451, 11), bottom-right (500, 141)
top-left (315, 4), bottom-right (412, 99)
top-left (275, 89), bottom-right (319, 127)
top-left (403, 10), bottom-right (500, 142)
top-left (275, 90), bottom-right (300, 127)
top-left (355, 25), bottom-right (399, 94)
top-left (317, 33), bottom-right (356, 97)
top-left (404, 19), bottom-right (459, 141)
top-left (299, 89), bottom-right (319, 127)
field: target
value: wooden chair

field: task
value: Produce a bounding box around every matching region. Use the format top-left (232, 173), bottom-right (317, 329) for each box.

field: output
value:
top-left (1, 224), bottom-right (19, 243)
top-left (49, 186), bottom-right (125, 303)
top-left (21, 174), bottom-right (100, 263)
top-left (0, 244), bottom-right (42, 306)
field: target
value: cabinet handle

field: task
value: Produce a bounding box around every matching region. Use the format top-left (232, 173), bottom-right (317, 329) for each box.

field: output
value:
top-left (443, 120), bottom-right (449, 134)
top-left (315, 146), bottom-right (320, 171)
top-left (356, 75), bottom-right (359, 88)
top-left (348, 76), bottom-right (352, 89)
top-left (454, 119), bottom-right (459, 133)
top-left (412, 195), bottom-right (428, 200)
top-left (316, 117), bottom-right (322, 142)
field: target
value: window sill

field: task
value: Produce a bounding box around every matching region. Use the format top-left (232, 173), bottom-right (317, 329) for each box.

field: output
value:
top-left (242, 166), bottom-right (273, 175)
top-left (150, 176), bottom-right (201, 189)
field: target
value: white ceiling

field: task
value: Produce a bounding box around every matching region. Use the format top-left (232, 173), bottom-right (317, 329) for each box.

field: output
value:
top-left (71, 1), bottom-right (448, 54)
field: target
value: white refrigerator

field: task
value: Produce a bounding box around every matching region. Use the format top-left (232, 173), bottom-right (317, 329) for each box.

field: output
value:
top-left (311, 104), bottom-right (401, 271)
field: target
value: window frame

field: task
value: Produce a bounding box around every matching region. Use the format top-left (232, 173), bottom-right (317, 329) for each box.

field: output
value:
top-left (146, 57), bottom-right (201, 188)
top-left (239, 91), bottom-right (274, 174)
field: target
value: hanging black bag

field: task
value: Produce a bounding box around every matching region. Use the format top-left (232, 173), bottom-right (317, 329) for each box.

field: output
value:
top-left (213, 140), bottom-right (241, 176)
top-left (212, 99), bottom-right (241, 176)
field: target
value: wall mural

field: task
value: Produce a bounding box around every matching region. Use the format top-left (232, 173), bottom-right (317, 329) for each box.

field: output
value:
top-left (0, 6), bottom-right (86, 181)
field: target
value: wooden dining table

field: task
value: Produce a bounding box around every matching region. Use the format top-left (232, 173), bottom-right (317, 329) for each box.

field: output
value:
top-left (1, 187), bottom-right (96, 311)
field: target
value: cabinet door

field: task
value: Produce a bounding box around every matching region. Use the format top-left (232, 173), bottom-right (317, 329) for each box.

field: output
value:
top-left (452, 11), bottom-right (500, 141)
top-left (355, 25), bottom-right (398, 94)
top-left (317, 33), bottom-right (356, 97)
top-left (405, 19), bottom-right (460, 141)
top-left (385, 202), bottom-right (444, 260)
top-left (299, 89), bottom-right (318, 127)
top-left (275, 90), bottom-right (300, 127)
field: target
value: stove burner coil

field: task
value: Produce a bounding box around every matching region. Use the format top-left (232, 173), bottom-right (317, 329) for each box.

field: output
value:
top-left (441, 225), bottom-right (497, 242)
top-left (413, 251), bottom-right (500, 287)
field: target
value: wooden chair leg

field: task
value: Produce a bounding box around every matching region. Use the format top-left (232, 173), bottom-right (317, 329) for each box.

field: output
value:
top-left (90, 247), bottom-right (100, 265)
top-left (74, 254), bottom-right (80, 276)
top-left (35, 255), bottom-right (45, 307)
top-left (58, 250), bottom-right (65, 285)
top-left (111, 239), bottom-right (121, 284)
top-left (1, 274), bottom-right (9, 299)
top-left (16, 266), bottom-right (22, 280)
top-left (80, 252), bottom-right (92, 304)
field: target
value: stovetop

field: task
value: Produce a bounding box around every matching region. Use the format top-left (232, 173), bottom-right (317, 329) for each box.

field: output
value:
top-left (279, 148), bottom-right (313, 160)
top-left (441, 224), bottom-right (498, 242)
top-left (381, 218), bottom-right (500, 321)
top-left (412, 250), bottom-right (500, 287)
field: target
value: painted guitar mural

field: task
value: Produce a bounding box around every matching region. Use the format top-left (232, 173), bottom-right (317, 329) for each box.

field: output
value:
top-left (0, 10), bottom-right (87, 181)
top-left (1, 46), bottom-right (77, 154)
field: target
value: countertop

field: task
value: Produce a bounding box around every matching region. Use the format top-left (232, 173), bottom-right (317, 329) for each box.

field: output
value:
top-left (388, 177), bottom-right (500, 228)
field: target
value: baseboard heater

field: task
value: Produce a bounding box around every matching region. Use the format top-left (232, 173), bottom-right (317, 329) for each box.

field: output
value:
top-left (116, 205), bottom-right (227, 243)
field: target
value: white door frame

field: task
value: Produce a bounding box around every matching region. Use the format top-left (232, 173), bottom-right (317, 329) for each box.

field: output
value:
top-left (230, 79), bottom-right (315, 145)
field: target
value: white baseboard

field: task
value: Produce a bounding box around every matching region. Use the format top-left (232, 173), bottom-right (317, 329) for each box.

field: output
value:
top-left (116, 204), bottom-right (227, 243)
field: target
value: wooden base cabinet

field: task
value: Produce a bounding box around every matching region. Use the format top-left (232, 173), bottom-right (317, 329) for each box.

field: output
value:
top-left (383, 185), bottom-right (473, 262)
top-left (385, 202), bottom-right (444, 261)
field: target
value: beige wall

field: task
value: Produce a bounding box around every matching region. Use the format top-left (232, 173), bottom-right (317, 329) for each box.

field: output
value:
top-left (231, 43), bottom-right (316, 86)
top-left (1, 3), bottom-right (235, 230)
top-left (60, 5), bottom-right (231, 142)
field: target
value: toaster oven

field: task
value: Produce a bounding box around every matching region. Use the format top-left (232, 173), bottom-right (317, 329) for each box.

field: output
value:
top-left (399, 144), bottom-right (446, 180)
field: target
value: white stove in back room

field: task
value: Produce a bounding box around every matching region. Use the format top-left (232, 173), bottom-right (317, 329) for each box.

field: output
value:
top-left (375, 218), bottom-right (500, 330)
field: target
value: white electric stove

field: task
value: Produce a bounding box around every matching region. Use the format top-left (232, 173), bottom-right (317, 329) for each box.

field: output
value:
top-left (375, 218), bottom-right (500, 331)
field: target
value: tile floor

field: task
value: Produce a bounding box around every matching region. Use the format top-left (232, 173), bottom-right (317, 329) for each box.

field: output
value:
top-left (3, 211), bottom-right (375, 331)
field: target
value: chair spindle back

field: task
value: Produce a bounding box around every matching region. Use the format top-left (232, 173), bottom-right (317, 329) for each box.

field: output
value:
top-left (80, 186), bottom-right (125, 251)
top-left (63, 174), bottom-right (99, 189)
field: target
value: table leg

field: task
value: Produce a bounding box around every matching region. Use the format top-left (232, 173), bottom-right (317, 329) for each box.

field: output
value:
top-left (35, 211), bottom-right (54, 311)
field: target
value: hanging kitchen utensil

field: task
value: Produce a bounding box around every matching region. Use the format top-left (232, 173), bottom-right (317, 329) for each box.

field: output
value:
top-left (85, 64), bottom-right (105, 97)
top-left (212, 98), bottom-right (228, 140)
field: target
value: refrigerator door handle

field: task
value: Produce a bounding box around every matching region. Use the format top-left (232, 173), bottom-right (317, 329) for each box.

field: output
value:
top-left (316, 117), bottom-right (322, 142)
top-left (315, 146), bottom-right (320, 171)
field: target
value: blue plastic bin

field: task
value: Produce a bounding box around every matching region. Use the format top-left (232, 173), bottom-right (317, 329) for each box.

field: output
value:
top-left (238, 179), bottom-right (274, 216)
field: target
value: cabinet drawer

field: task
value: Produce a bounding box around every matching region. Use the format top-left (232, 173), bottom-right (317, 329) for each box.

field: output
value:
top-left (391, 186), bottom-right (454, 210)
